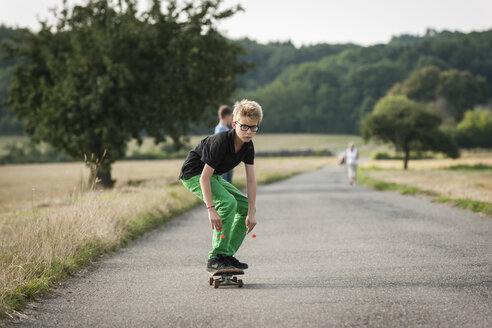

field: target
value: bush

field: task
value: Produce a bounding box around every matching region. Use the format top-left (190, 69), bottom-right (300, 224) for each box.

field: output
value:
top-left (370, 150), bottom-right (436, 160)
top-left (371, 151), bottom-right (392, 159)
top-left (456, 108), bottom-right (492, 148)
top-left (0, 142), bottom-right (72, 164)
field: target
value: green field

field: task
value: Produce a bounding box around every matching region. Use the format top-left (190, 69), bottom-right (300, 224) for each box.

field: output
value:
top-left (0, 134), bottom-right (395, 165)
top-left (0, 134), bottom-right (376, 160)
top-left (127, 134), bottom-right (365, 153)
top-left (126, 134), bottom-right (392, 158)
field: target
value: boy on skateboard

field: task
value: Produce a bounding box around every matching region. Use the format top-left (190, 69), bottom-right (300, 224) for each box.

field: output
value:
top-left (179, 99), bottom-right (263, 273)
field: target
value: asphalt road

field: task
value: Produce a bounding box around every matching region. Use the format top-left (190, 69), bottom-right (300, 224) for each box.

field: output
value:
top-left (15, 166), bottom-right (492, 327)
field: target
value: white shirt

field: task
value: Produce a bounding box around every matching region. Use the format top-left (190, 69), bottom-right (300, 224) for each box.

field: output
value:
top-left (346, 148), bottom-right (358, 165)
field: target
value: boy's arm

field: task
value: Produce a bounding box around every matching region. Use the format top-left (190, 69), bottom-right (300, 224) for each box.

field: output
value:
top-left (200, 164), bottom-right (222, 231)
top-left (245, 164), bottom-right (257, 234)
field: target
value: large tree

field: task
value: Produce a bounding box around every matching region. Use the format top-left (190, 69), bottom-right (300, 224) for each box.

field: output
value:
top-left (362, 95), bottom-right (459, 169)
top-left (3, 0), bottom-right (248, 187)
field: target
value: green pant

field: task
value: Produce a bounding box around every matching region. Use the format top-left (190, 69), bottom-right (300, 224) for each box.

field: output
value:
top-left (181, 174), bottom-right (249, 258)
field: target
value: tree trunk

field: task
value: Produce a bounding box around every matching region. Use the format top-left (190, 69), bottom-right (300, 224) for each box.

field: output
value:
top-left (88, 163), bottom-right (114, 189)
top-left (403, 148), bottom-right (410, 170)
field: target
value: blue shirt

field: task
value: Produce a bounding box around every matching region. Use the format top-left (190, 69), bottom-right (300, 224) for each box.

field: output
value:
top-left (214, 124), bottom-right (229, 134)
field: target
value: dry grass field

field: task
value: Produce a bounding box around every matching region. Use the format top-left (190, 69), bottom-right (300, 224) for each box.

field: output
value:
top-left (0, 157), bottom-right (336, 214)
top-left (363, 157), bottom-right (492, 203)
top-left (0, 156), bottom-right (335, 316)
top-left (0, 160), bottom-right (182, 214)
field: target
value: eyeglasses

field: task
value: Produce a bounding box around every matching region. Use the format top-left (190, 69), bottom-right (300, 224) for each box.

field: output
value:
top-left (236, 122), bottom-right (259, 132)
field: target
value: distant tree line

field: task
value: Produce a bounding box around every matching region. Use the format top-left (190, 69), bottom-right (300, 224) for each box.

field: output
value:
top-left (387, 66), bottom-right (488, 123)
top-left (1, 20), bottom-right (492, 175)
top-left (0, 26), bottom-right (22, 134)
top-left (237, 29), bottom-right (492, 135)
top-left (2, 26), bottom-right (492, 138)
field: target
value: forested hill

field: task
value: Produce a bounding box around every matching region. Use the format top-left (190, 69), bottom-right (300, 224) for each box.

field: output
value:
top-left (0, 25), bottom-right (21, 135)
top-left (235, 29), bottom-right (492, 133)
top-left (235, 39), bottom-right (360, 89)
top-left (1, 26), bottom-right (491, 135)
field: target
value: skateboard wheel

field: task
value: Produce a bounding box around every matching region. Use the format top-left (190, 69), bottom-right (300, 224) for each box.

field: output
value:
top-left (213, 280), bottom-right (220, 288)
top-left (208, 277), bottom-right (214, 286)
top-left (237, 279), bottom-right (243, 288)
top-left (232, 276), bottom-right (237, 282)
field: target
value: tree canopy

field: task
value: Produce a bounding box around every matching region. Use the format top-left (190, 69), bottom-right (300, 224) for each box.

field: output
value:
top-left (237, 29), bottom-right (492, 134)
top-left (389, 66), bottom-right (489, 122)
top-left (3, 0), bottom-right (248, 186)
top-left (1, 25), bottom-right (492, 139)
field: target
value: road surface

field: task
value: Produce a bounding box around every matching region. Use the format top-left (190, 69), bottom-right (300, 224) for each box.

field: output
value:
top-left (15, 166), bottom-right (492, 327)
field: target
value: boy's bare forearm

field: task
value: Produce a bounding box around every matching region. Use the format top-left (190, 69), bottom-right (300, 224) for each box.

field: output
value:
top-left (247, 179), bottom-right (256, 215)
top-left (199, 164), bottom-right (216, 207)
top-left (245, 164), bottom-right (256, 215)
top-left (199, 177), bottom-right (214, 206)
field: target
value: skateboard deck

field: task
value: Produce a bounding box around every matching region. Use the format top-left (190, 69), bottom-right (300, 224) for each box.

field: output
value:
top-left (208, 269), bottom-right (244, 288)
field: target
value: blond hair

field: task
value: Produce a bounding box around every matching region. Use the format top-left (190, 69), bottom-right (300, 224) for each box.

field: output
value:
top-left (233, 99), bottom-right (263, 123)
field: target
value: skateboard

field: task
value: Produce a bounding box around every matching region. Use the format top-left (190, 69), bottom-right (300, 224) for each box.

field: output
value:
top-left (208, 269), bottom-right (244, 288)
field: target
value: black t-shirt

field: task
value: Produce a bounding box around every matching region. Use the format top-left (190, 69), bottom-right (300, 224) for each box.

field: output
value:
top-left (179, 129), bottom-right (255, 180)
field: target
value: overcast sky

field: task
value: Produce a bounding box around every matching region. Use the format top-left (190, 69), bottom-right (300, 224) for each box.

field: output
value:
top-left (1, 0), bottom-right (491, 46)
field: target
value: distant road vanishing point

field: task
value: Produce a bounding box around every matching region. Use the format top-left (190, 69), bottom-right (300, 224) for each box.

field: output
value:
top-left (15, 166), bottom-right (492, 327)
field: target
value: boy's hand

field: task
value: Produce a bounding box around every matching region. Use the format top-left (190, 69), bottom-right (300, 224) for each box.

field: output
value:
top-left (208, 209), bottom-right (222, 232)
top-left (245, 215), bottom-right (256, 234)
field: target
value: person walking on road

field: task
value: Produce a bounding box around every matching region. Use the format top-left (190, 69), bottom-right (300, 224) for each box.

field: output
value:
top-left (179, 99), bottom-right (263, 272)
top-left (214, 105), bottom-right (234, 184)
top-left (346, 142), bottom-right (359, 185)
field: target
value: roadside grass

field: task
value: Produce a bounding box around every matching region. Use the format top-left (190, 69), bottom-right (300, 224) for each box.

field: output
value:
top-left (0, 185), bottom-right (199, 322)
top-left (444, 164), bottom-right (492, 171)
top-left (0, 156), bottom-right (335, 322)
top-left (361, 160), bottom-right (492, 203)
top-left (359, 167), bottom-right (492, 218)
top-left (434, 197), bottom-right (492, 217)
top-left (358, 168), bottom-right (437, 196)
top-left (363, 156), bottom-right (492, 170)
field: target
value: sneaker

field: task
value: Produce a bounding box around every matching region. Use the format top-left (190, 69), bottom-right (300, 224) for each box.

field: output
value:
top-left (225, 255), bottom-right (248, 270)
top-left (207, 255), bottom-right (235, 273)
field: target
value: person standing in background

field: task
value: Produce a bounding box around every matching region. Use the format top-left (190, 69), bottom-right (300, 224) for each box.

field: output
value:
top-left (346, 142), bottom-right (359, 185)
top-left (214, 105), bottom-right (234, 183)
